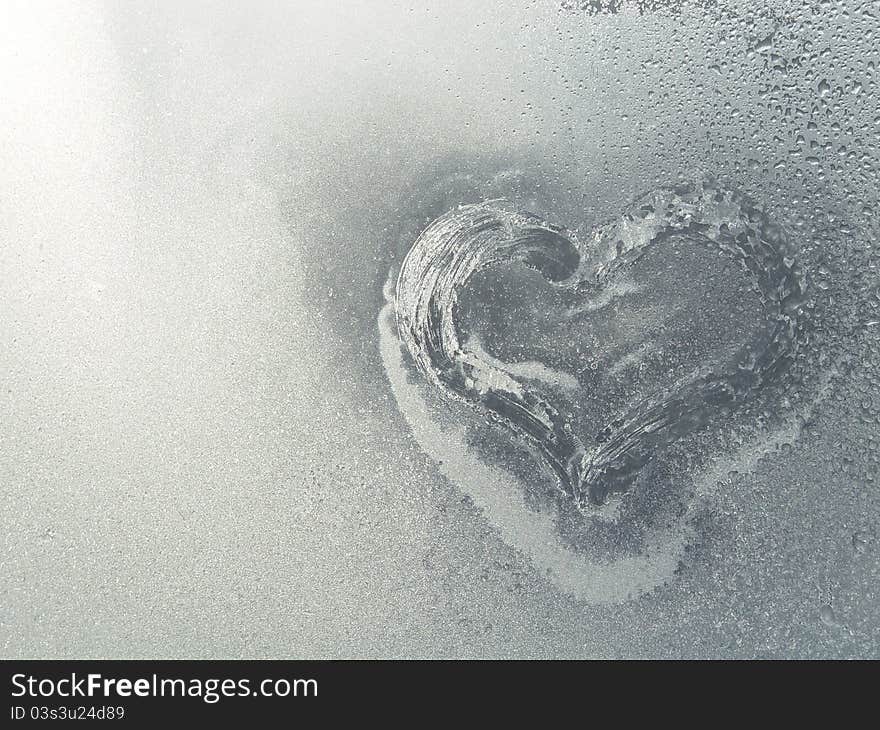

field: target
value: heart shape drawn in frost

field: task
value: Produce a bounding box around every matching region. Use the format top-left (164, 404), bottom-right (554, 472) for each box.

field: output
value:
top-left (381, 181), bottom-right (810, 602)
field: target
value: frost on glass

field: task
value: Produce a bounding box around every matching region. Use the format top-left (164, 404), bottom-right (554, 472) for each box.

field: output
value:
top-left (380, 0), bottom-right (879, 615)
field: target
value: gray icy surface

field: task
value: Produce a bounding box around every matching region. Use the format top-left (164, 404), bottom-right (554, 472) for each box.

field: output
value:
top-left (1, 0), bottom-right (878, 658)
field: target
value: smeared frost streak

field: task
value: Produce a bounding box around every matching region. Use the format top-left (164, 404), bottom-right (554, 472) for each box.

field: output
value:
top-left (395, 183), bottom-right (809, 509)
